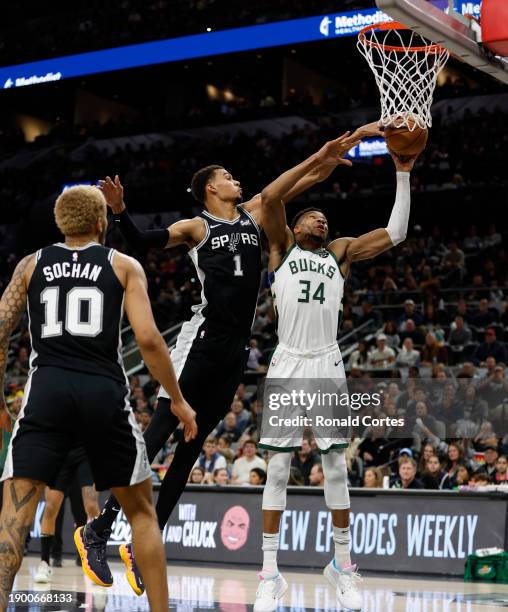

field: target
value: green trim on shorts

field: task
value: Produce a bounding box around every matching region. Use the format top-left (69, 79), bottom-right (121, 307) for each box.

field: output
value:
top-left (319, 443), bottom-right (349, 454)
top-left (258, 443), bottom-right (300, 452)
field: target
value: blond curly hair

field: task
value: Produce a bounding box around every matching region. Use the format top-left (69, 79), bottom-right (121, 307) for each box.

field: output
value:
top-left (54, 186), bottom-right (107, 237)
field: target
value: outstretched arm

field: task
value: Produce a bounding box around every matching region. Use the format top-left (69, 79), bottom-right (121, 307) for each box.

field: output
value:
top-left (329, 151), bottom-right (417, 273)
top-left (245, 122), bottom-right (381, 218)
top-left (262, 133), bottom-right (361, 260)
top-left (100, 176), bottom-right (204, 250)
top-left (0, 255), bottom-right (34, 410)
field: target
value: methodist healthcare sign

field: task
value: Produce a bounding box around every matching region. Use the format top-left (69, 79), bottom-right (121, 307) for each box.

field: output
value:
top-left (30, 487), bottom-right (507, 576)
top-left (0, 9), bottom-right (391, 89)
top-left (0, 4), bottom-right (481, 90)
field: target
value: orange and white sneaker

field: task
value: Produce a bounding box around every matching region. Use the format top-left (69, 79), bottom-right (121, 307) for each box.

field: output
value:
top-left (74, 525), bottom-right (113, 588)
top-left (119, 543), bottom-right (145, 596)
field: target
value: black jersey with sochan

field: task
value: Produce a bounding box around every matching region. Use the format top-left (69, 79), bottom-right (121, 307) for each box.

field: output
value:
top-left (190, 206), bottom-right (262, 334)
top-left (27, 242), bottom-right (126, 383)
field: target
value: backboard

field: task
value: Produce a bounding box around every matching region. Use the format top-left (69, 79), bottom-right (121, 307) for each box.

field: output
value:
top-left (376, 0), bottom-right (508, 84)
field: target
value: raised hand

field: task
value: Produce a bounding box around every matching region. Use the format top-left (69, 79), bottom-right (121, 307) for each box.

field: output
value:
top-left (315, 132), bottom-right (361, 167)
top-left (98, 175), bottom-right (125, 213)
top-left (388, 148), bottom-right (420, 172)
top-left (352, 120), bottom-right (384, 139)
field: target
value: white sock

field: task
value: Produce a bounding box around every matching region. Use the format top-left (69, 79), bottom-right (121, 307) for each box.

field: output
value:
top-left (333, 526), bottom-right (351, 568)
top-left (261, 532), bottom-right (279, 577)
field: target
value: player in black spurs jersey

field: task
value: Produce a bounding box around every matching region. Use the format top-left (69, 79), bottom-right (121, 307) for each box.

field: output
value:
top-left (0, 186), bottom-right (197, 612)
top-left (79, 122), bottom-right (379, 596)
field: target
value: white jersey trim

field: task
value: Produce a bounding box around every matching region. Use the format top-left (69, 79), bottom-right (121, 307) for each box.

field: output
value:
top-left (202, 210), bottom-right (240, 225)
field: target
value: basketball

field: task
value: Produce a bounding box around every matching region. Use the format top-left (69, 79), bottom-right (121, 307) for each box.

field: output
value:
top-left (385, 122), bottom-right (428, 157)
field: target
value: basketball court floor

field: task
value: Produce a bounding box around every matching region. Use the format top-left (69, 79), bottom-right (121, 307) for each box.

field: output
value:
top-left (9, 556), bottom-right (508, 610)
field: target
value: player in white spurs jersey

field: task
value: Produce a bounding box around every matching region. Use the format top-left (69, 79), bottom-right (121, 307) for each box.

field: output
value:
top-left (254, 131), bottom-right (423, 612)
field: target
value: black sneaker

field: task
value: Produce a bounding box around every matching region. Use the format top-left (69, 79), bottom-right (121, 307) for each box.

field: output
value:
top-left (52, 557), bottom-right (62, 568)
top-left (119, 543), bottom-right (145, 596)
top-left (74, 525), bottom-right (113, 587)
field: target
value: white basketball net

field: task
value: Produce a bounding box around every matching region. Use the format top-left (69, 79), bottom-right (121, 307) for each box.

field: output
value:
top-left (358, 24), bottom-right (450, 130)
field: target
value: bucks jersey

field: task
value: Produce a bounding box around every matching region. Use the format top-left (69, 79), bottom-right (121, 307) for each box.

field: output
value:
top-left (189, 206), bottom-right (261, 334)
top-left (27, 242), bottom-right (126, 383)
top-left (270, 243), bottom-right (345, 351)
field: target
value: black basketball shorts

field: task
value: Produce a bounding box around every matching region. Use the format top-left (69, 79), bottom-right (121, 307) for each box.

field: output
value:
top-left (1, 366), bottom-right (151, 491)
top-left (157, 315), bottom-right (250, 418)
top-left (52, 446), bottom-right (94, 493)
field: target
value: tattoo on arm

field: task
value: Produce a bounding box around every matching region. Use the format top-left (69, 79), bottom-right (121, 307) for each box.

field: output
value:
top-left (0, 255), bottom-right (32, 398)
top-left (0, 481), bottom-right (39, 609)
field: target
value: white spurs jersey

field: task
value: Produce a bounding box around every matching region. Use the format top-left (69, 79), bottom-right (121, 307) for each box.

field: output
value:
top-left (270, 243), bottom-right (345, 351)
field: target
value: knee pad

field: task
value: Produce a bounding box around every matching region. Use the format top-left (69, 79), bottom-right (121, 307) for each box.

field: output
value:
top-left (322, 451), bottom-right (350, 510)
top-left (262, 452), bottom-right (291, 511)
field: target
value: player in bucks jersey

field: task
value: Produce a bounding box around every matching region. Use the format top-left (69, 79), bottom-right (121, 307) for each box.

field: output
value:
top-left (254, 133), bottom-right (423, 612)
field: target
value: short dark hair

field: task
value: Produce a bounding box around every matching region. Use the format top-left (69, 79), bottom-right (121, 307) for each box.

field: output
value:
top-left (190, 164), bottom-right (223, 204)
top-left (290, 207), bottom-right (325, 229)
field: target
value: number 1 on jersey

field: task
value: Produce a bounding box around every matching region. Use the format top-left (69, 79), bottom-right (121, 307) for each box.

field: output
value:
top-left (233, 254), bottom-right (244, 277)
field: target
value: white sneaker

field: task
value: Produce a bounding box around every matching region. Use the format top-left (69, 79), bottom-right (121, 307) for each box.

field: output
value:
top-left (34, 561), bottom-right (52, 584)
top-left (253, 573), bottom-right (288, 612)
top-left (323, 560), bottom-right (362, 611)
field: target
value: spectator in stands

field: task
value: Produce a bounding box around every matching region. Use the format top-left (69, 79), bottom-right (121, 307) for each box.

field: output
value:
top-left (288, 467), bottom-right (304, 486)
top-left (434, 382), bottom-right (462, 424)
top-left (249, 468), bottom-right (266, 486)
top-left (418, 442), bottom-right (437, 473)
top-left (463, 225), bottom-right (482, 251)
top-left (396, 338), bottom-right (421, 368)
top-left (494, 455), bottom-right (508, 483)
top-left (362, 467), bottom-right (382, 488)
top-left (11, 347), bottom-right (29, 377)
top-left (421, 332), bottom-right (448, 366)
top-left (412, 402), bottom-right (441, 445)
top-left (420, 455), bottom-right (448, 490)
top-left (467, 274), bottom-right (490, 302)
top-left (358, 421), bottom-right (392, 467)
top-left (230, 397), bottom-right (251, 433)
top-left (391, 458), bottom-right (424, 489)
top-left (215, 412), bottom-right (241, 441)
top-left (456, 464), bottom-right (472, 487)
top-left (473, 421), bottom-right (498, 449)
top-left (472, 299), bottom-right (498, 328)
top-left (231, 439), bottom-right (266, 484)
top-left (135, 409), bottom-right (152, 432)
top-left (309, 463), bottom-right (325, 488)
top-left (444, 443), bottom-right (466, 487)
top-left (476, 445), bottom-right (499, 479)
top-left (448, 316), bottom-right (472, 347)
top-left (484, 223), bottom-right (502, 248)
top-left (189, 467), bottom-right (206, 484)
top-left (197, 436), bottom-right (227, 473)
top-left (291, 439), bottom-right (317, 486)
top-left (247, 338), bottom-right (264, 371)
top-left (383, 321), bottom-right (400, 349)
top-left (348, 340), bottom-right (369, 369)
top-left (368, 334), bottom-right (396, 368)
top-left (469, 472), bottom-right (491, 487)
top-left (398, 299), bottom-right (423, 330)
top-left (399, 319), bottom-right (425, 345)
top-left (217, 435), bottom-right (236, 464)
top-left (357, 299), bottom-right (382, 329)
top-left (212, 468), bottom-right (230, 486)
top-left (442, 240), bottom-right (465, 270)
top-left (473, 328), bottom-right (507, 366)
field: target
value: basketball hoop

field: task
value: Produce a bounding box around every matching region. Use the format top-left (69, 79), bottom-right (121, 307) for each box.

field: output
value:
top-left (358, 21), bottom-right (450, 130)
